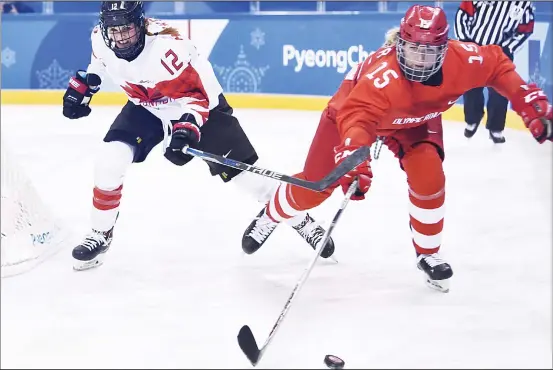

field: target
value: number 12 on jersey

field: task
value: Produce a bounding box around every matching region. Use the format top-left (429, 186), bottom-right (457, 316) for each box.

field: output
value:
top-left (161, 49), bottom-right (184, 75)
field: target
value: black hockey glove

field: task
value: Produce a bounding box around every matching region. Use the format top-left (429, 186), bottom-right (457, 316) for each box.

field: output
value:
top-left (164, 115), bottom-right (202, 166)
top-left (63, 70), bottom-right (101, 119)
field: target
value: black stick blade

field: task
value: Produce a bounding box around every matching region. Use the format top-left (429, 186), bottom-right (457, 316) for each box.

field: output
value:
top-left (238, 325), bottom-right (261, 366)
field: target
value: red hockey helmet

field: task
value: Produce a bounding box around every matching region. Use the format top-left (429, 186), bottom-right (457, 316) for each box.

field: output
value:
top-left (396, 5), bottom-right (449, 82)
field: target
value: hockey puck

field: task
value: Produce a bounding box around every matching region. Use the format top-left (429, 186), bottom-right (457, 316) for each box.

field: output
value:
top-left (324, 354), bottom-right (345, 369)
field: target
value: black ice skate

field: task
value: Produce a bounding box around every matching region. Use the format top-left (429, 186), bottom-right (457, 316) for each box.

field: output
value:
top-left (489, 130), bottom-right (506, 144)
top-left (464, 123), bottom-right (479, 138)
top-left (292, 213), bottom-right (335, 258)
top-left (242, 208), bottom-right (335, 258)
top-left (416, 252), bottom-right (453, 293)
top-left (242, 208), bottom-right (279, 255)
top-left (72, 227), bottom-right (113, 271)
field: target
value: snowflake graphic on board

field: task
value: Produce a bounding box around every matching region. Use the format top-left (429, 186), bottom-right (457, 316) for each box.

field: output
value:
top-left (250, 28), bottom-right (265, 50)
top-left (36, 59), bottom-right (74, 89)
top-left (1, 47), bottom-right (16, 68)
top-left (213, 45), bottom-right (269, 93)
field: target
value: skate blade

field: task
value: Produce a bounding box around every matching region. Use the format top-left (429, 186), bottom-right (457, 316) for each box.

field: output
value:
top-left (425, 277), bottom-right (450, 293)
top-left (73, 255), bottom-right (105, 271)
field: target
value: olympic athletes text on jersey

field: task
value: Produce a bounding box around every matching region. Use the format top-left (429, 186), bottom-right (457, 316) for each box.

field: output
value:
top-left (328, 40), bottom-right (526, 144)
top-left (87, 18), bottom-right (223, 126)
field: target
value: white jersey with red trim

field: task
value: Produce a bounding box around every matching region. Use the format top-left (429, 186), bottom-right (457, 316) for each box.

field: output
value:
top-left (87, 18), bottom-right (223, 126)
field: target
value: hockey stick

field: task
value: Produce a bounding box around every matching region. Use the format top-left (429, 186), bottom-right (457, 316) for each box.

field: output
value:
top-left (237, 178), bottom-right (360, 366)
top-left (183, 146), bottom-right (370, 192)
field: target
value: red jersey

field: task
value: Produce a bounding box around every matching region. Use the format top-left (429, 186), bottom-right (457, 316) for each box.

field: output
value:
top-left (331, 40), bottom-right (526, 145)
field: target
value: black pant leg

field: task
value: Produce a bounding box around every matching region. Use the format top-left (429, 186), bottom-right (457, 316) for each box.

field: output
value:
top-left (463, 87), bottom-right (485, 125)
top-left (485, 47), bottom-right (513, 132)
top-left (104, 101), bottom-right (165, 163)
top-left (197, 94), bottom-right (259, 182)
top-left (485, 88), bottom-right (509, 132)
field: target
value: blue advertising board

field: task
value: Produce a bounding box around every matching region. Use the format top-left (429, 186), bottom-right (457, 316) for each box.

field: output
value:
top-left (1, 13), bottom-right (551, 100)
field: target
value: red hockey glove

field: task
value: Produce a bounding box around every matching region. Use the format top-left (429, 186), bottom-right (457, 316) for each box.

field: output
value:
top-left (511, 83), bottom-right (553, 144)
top-left (333, 143), bottom-right (373, 200)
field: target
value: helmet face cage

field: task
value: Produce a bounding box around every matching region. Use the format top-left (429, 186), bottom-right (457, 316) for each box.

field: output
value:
top-left (396, 37), bottom-right (447, 82)
top-left (99, 2), bottom-right (146, 61)
top-left (396, 5), bottom-right (449, 82)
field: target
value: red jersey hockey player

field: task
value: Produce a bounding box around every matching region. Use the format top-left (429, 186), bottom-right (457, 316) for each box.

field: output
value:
top-left (62, 1), bottom-right (333, 271)
top-left (242, 5), bottom-right (552, 292)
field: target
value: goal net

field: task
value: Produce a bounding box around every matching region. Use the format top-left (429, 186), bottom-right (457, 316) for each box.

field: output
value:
top-left (1, 140), bottom-right (67, 277)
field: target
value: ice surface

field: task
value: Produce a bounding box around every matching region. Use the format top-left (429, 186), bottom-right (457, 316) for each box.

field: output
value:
top-left (1, 105), bottom-right (551, 369)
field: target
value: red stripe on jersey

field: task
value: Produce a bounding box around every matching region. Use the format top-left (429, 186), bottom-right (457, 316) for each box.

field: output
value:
top-left (121, 82), bottom-right (164, 103)
top-left (155, 65), bottom-right (210, 124)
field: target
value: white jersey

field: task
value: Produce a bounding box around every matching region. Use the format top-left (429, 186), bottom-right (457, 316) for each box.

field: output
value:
top-left (87, 18), bottom-right (223, 127)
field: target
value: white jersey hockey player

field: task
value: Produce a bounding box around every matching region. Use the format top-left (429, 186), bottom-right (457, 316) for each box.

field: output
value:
top-left (62, 1), bottom-right (335, 271)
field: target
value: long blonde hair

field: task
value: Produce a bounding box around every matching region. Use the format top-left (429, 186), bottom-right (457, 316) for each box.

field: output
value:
top-left (383, 27), bottom-right (400, 47)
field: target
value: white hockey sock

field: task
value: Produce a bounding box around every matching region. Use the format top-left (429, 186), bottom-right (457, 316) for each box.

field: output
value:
top-left (231, 167), bottom-right (279, 204)
top-left (90, 141), bottom-right (134, 232)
